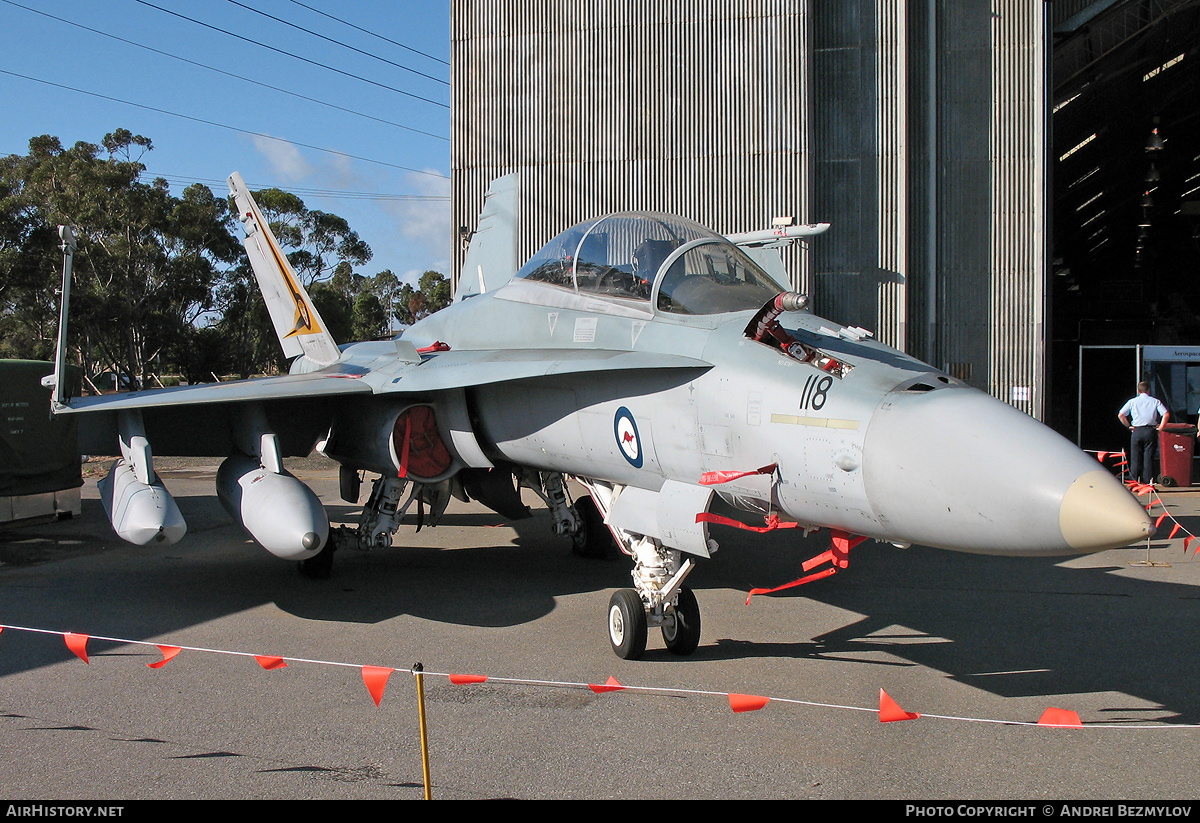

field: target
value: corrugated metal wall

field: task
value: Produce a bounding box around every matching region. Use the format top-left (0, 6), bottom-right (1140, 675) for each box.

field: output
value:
top-left (452, 0), bottom-right (812, 287)
top-left (451, 0), bottom-right (1048, 417)
top-left (988, 1), bottom-right (1047, 417)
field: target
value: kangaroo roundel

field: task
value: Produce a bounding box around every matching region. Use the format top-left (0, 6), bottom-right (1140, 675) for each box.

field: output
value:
top-left (614, 406), bottom-right (642, 468)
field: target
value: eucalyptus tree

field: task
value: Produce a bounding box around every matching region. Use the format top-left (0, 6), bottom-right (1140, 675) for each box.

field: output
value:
top-left (0, 129), bottom-right (240, 387)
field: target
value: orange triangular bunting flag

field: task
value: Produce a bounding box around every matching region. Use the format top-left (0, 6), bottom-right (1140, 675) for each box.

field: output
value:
top-left (589, 676), bottom-right (625, 694)
top-left (879, 689), bottom-right (920, 722)
top-left (1169, 523), bottom-right (1182, 540)
top-left (448, 673), bottom-right (488, 685)
top-left (64, 632), bottom-right (88, 664)
top-left (147, 646), bottom-right (181, 669)
top-left (255, 655), bottom-right (287, 670)
top-left (1037, 707), bottom-right (1082, 727)
top-left (1186, 535), bottom-right (1197, 555)
top-left (1097, 451), bottom-right (1108, 462)
top-left (728, 693), bottom-right (769, 713)
top-left (361, 666), bottom-right (394, 706)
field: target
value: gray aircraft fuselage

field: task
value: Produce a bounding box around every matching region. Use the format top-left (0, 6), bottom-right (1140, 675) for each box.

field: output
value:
top-left (319, 272), bottom-right (1147, 558)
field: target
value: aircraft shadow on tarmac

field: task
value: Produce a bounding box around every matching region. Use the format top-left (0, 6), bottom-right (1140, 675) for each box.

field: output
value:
top-left (3, 492), bottom-right (1200, 723)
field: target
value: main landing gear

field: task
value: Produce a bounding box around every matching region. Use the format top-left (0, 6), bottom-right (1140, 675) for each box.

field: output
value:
top-left (575, 481), bottom-right (706, 659)
top-left (311, 473), bottom-right (452, 579)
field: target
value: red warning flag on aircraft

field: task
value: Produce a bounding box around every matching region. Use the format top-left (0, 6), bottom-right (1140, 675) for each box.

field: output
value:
top-left (255, 655), bottom-right (287, 670)
top-left (728, 693), bottom-right (769, 713)
top-left (745, 568), bottom-right (837, 603)
top-left (878, 689), bottom-right (920, 722)
top-left (361, 666), bottom-right (394, 706)
top-left (147, 646), bottom-right (181, 669)
top-left (697, 511), bottom-right (801, 534)
top-left (449, 673), bottom-right (488, 685)
top-left (396, 414), bottom-right (412, 478)
top-left (699, 463), bottom-right (777, 486)
top-left (1037, 707), bottom-right (1082, 727)
top-left (830, 530), bottom-right (867, 567)
top-left (589, 676), bottom-right (625, 694)
top-left (64, 632), bottom-right (88, 664)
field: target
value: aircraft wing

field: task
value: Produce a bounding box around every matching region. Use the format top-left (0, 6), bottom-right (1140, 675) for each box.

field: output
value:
top-left (58, 348), bottom-right (710, 414)
top-left (57, 369), bottom-right (373, 414)
top-left (59, 347), bottom-right (711, 457)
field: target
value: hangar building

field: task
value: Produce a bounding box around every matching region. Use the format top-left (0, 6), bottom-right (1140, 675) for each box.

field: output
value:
top-left (450, 1), bottom-right (1200, 443)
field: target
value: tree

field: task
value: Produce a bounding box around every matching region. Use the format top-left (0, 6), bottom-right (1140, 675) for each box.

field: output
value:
top-left (394, 270), bottom-right (451, 326)
top-left (246, 189), bottom-right (371, 285)
top-left (213, 188), bottom-right (374, 376)
top-left (0, 129), bottom-right (385, 384)
top-left (352, 290), bottom-right (388, 340)
top-left (0, 130), bottom-right (240, 387)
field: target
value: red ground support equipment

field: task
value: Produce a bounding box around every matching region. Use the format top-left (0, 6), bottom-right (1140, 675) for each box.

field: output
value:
top-left (1158, 423), bottom-right (1197, 487)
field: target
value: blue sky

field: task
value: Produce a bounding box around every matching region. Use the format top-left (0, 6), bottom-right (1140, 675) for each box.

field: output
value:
top-left (0, 0), bottom-right (452, 285)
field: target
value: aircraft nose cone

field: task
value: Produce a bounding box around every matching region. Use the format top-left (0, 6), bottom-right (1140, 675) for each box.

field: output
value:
top-left (1059, 470), bottom-right (1155, 550)
top-left (863, 387), bottom-right (1152, 555)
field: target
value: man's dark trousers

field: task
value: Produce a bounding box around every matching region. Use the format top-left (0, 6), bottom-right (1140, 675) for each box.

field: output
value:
top-left (1131, 425), bottom-right (1157, 484)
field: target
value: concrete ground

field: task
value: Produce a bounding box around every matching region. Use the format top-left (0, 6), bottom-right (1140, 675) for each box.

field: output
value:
top-left (1, 457), bottom-right (1199, 800)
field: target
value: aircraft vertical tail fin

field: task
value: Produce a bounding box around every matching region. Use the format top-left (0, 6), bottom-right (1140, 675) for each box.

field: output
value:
top-left (228, 172), bottom-right (340, 366)
top-left (456, 173), bottom-right (520, 302)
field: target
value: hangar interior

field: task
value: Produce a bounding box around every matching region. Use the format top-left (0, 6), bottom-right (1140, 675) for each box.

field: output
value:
top-left (451, 0), bottom-right (1200, 446)
top-left (1051, 0), bottom-right (1200, 446)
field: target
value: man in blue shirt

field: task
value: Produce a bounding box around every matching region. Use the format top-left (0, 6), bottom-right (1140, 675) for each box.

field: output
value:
top-left (1117, 382), bottom-right (1170, 485)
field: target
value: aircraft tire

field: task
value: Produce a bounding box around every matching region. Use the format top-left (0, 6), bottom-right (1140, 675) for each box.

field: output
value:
top-left (571, 496), bottom-right (617, 559)
top-left (662, 586), bottom-right (701, 656)
top-left (608, 589), bottom-right (647, 659)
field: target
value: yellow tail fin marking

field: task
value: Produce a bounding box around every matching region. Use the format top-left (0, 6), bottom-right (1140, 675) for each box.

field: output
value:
top-left (259, 216), bottom-right (323, 338)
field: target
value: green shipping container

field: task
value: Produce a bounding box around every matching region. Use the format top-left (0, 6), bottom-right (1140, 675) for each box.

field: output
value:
top-left (0, 360), bottom-right (82, 523)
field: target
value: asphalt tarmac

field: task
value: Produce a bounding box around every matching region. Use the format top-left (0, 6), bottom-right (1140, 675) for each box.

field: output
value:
top-left (2, 458), bottom-right (1200, 800)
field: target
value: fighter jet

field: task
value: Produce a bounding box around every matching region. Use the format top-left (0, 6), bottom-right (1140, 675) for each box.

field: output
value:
top-left (51, 173), bottom-right (1153, 659)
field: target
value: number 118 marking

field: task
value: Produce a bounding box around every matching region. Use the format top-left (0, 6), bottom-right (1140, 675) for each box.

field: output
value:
top-left (800, 374), bottom-right (833, 410)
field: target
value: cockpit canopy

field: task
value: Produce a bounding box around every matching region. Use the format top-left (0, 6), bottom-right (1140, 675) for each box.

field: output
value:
top-left (513, 212), bottom-right (786, 315)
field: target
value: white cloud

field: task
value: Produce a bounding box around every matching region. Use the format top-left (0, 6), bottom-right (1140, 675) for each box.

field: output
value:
top-left (384, 169), bottom-right (452, 274)
top-left (245, 139), bottom-right (452, 278)
top-left (251, 135), bottom-right (314, 181)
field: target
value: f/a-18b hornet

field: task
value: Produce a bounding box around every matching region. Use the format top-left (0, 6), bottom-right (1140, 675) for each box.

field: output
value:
top-left (48, 172), bottom-right (1153, 659)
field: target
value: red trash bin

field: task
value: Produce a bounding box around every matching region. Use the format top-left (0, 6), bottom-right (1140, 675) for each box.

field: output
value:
top-left (1158, 423), bottom-right (1197, 487)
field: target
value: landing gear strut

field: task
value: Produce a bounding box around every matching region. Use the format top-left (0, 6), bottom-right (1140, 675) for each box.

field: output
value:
top-left (582, 480), bottom-right (706, 659)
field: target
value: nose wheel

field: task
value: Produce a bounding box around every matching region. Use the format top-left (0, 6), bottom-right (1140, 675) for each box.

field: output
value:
top-left (607, 586), bottom-right (701, 659)
top-left (608, 589), bottom-right (648, 659)
top-left (661, 586), bottom-right (701, 656)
